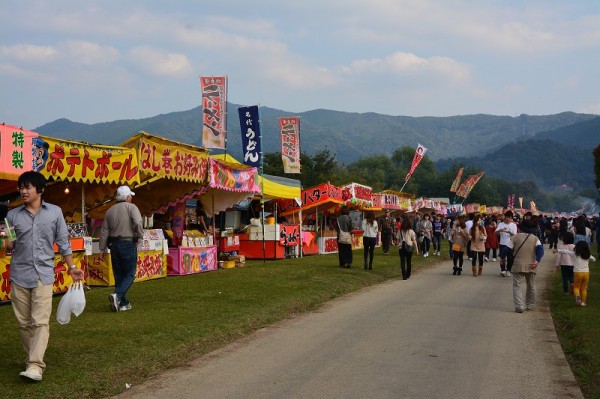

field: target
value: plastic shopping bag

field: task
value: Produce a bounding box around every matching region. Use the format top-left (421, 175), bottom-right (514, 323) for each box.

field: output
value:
top-left (56, 284), bottom-right (75, 325)
top-left (71, 281), bottom-right (86, 316)
top-left (56, 281), bottom-right (86, 324)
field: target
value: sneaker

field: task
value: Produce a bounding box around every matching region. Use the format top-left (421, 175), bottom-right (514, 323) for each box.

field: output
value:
top-left (575, 296), bottom-right (582, 306)
top-left (515, 307), bottom-right (525, 313)
top-left (109, 293), bottom-right (120, 312)
top-left (119, 303), bottom-right (132, 312)
top-left (526, 305), bottom-right (535, 311)
top-left (484, 257), bottom-right (489, 262)
top-left (581, 302), bottom-right (587, 307)
top-left (500, 271), bottom-right (506, 277)
top-left (20, 367), bottom-right (43, 381)
top-left (492, 258), bottom-right (497, 262)
top-left (506, 271), bottom-right (511, 277)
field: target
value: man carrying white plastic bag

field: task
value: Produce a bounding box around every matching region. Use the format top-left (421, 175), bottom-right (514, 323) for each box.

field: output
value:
top-left (56, 281), bottom-right (86, 325)
top-left (5, 171), bottom-right (84, 382)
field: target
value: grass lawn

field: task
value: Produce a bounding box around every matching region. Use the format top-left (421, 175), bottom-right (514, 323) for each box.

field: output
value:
top-left (2, 241), bottom-right (598, 398)
top-left (550, 243), bottom-right (600, 399)
top-left (0, 245), bottom-right (443, 398)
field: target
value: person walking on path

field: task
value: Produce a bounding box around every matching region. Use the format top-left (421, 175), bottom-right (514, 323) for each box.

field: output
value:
top-left (99, 186), bottom-right (144, 312)
top-left (432, 214), bottom-right (443, 256)
top-left (484, 217), bottom-right (499, 261)
top-left (5, 171), bottom-right (84, 381)
top-left (450, 218), bottom-right (469, 275)
top-left (496, 210), bottom-right (517, 277)
top-left (469, 214), bottom-right (487, 276)
top-left (511, 220), bottom-right (544, 313)
top-left (361, 210), bottom-right (378, 270)
top-left (379, 210), bottom-right (394, 255)
top-left (557, 240), bottom-right (596, 307)
top-left (397, 217), bottom-right (419, 280)
top-left (336, 206), bottom-right (353, 268)
top-left (555, 231), bottom-right (575, 295)
top-left (418, 214), bottom-right (433, 257)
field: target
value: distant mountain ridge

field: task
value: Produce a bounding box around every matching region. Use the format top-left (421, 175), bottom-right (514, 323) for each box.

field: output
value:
top-left (34, 107), bottom-right (599, 192)
top-left (35, 106), bottom-right (597, 164)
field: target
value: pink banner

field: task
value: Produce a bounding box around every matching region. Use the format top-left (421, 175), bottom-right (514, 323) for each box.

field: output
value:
top-left (279, 117), bottom-right (301, 174)
top-left (0, 124), bottom-right (38, 178)
top-left (200, 76), bottom-right (227, 149)
top-left (209, 158), bottom-right (260, 193)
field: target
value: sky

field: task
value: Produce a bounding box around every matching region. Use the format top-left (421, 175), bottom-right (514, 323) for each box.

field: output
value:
top-left (2, 0), bottom-right (600, 130)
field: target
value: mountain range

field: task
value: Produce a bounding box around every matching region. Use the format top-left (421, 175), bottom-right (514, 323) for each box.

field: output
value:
top-left (34, 106), bottom-right (600, 192)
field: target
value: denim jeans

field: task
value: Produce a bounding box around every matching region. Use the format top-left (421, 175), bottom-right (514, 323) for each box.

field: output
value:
top-left (110, 240), bottom-right (138, 306)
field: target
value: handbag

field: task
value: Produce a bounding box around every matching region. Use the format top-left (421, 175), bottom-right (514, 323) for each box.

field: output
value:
top-left (402, 241), bottom-right (413, 253)
top-left (452, 243), bottom-right (462, 252)
top-left (338, 230), bottom-right (352, 245)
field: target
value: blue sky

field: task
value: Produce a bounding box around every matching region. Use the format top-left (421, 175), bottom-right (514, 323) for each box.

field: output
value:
top-left (2, 0), bottom-right (599, 130)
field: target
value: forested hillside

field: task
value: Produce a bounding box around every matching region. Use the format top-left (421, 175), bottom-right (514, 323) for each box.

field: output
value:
top-left (35, 106), bottom-right (596, 163)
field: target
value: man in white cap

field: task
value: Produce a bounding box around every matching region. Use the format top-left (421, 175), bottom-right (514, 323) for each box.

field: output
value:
top-left (99, 186), bottom-right (144, 312)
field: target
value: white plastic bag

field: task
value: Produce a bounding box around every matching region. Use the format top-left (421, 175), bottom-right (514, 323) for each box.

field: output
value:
top-left (56, 281), bottom-right (86, 324)
top-left (56, 283), bottom-right (75, 325)
top-left (71, 281), bottom-right (86, 316)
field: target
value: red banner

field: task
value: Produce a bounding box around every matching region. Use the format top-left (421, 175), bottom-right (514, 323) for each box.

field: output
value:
top-left (279, 117), bottom-right (301, 174)
top-left (456, 171), bottom-right (484, 198)
top-left (449, 167), bottom-right (464, 193)
top-left (200, 76), bottom-right (227, 149)
top-left (278, 183), bottom-right (344, 215)
top-left (404, 143), bottom-right (427, 182)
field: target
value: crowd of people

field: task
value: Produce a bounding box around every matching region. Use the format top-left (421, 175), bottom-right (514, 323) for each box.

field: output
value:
top-left (337, 208), bottom-right (598, 313)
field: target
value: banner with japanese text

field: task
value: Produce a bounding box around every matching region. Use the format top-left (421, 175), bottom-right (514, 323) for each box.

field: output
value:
top-left (238, 105), bottom-right (262, 168)
top-left (456, 171), bottom-right (484, 198)
top-left (279, 117), bottom-right (301, 174)
top-left (122, 133), bottom-right (209, 183)
top-left (449, 167), bottom-right (464, 193)
top-left (507, 194), bottom-right (515, 209)
top-left (35, 135), bottom-right (139, 184)
top-left (0, 124), bottom-right (38, 180)
top-left (200, 76), bottom-right (227, 149)
top-left (404, 143), bottom-right (427, 182)
top-left (530, 201), bottom-right (537, 212)
top-left (278, 183), bottom-right (345, 215)
top-left (209, 158), bottom-right (260, 193)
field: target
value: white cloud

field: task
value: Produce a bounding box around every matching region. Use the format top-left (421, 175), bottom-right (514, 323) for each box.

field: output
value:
top-left (64, 41), bottom-right (119, 67)
top-left (579, 104), bottom-right (600, 115)
top-left (128, 46), bottom-right (193, 77)
top-left (345, 52), bottom-right (470, 84)
top-left (0, 44), bottom-right (58, 62)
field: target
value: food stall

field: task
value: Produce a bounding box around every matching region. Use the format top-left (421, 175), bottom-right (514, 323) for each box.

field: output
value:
top-left (278, 182), bottom-right (346, 255)
top-left (30, 135), bottom-right (156, 286)
top-left (211, 154), bottom-right (301, 261)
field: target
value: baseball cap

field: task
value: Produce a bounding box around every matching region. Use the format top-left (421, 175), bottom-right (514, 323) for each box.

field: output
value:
top-left (117, 186), bottom-right (135, 197)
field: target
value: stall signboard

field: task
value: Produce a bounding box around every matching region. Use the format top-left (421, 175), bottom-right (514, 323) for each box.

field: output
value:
top-left (342, 182), bottom-right (374, 208)
top-left (372, 192), bottom-right (409, 210)
top-left (122, 132), bottom-right (209, 183)
top-left (209, 158), bottom-right (259, 193)
top-left (1, 252), bottom-right (87, 302)
top-left (0, 124), bottom-right (38, 179)
top-left (200, 76), bottom-right (227, 149)
top-left (447, 203), bottom-right (464, 216)
top-left (34, 135), bottom-right (139, 184)
top-left (278, 183), bottom-right (344, 216)
top-left (279, 224), bottom-right (300, 246)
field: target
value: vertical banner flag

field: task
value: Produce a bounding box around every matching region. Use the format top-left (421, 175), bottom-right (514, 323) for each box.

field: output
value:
top-left (405, 143), bottom-right (427, 182)
top-left (463, 170), bottom-right (484, 198)
top-left (279, 117), bottom-right (301, 174)
top-left (507, 194), bottom-right (515, 209)
top-left (238, 106), bottom-right (261, 168)
top-left (518, 197), bottom-right (523, 210)
top-left (200, 76), bottom-right (227, 149)
top-left (449, 167), bottom-right (464, 193)
top-left (530, 201), bottom-right (537, 212)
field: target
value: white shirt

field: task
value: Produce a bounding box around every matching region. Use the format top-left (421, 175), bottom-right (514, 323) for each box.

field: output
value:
top-left (361, 220), bottom-right (378, 238)
top-left (558, 249), bottom-right (596, 272)
top-left (495, 221), bottom-right (517, 246)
